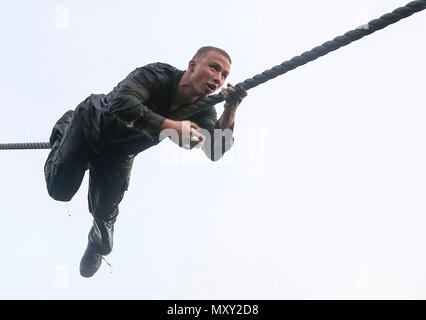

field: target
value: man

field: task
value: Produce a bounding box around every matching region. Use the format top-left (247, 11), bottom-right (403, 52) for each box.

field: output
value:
top-left (44, 46), bottom-right (247, 278)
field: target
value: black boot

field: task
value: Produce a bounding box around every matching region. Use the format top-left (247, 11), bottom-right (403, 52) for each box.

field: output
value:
top-left (79, 246), bottom-right (102, 278)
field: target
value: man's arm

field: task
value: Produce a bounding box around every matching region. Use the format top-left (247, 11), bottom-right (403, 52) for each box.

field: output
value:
top-left (218, 108), bottom-right (236, 130)
top-left (190, 84), bottom-right (247, 161)
top-left (105, 64), bottom-right (168, 144)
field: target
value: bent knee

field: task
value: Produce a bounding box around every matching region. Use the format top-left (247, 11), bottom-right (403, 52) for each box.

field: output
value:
top-left (46, 172), bottom-right (81, 202)
top-left (48, 186), bottom-right (75, 202)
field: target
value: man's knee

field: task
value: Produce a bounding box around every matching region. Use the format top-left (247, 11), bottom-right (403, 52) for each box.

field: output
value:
top-left (47, 184), bottom-right (75, 202)
top-left (45, 158), bottom-right (86, 202)
top-left (45, 166), bottom-right (80, 202)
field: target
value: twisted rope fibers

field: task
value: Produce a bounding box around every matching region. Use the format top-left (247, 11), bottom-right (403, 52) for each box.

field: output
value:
top-left (0, 142), bottom-right (51, 150)
top-left (1, 0), bottom-right (425, 150)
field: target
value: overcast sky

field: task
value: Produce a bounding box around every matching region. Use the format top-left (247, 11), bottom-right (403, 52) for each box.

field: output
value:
top-left (0, 0), bottom-right (425, 299)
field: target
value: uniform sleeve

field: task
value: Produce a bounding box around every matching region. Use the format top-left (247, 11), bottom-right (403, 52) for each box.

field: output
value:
top-left (189, 106), bottom-right (235, 161)
top-left (106, 66), bottom-right (166, 143)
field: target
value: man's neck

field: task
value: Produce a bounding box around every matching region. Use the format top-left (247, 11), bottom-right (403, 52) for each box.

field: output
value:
top-left (172, 71), bottom-right (201, 107)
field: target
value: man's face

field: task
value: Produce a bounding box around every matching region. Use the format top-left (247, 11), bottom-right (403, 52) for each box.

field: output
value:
top-left (188, 50), bottom-right (231, 98)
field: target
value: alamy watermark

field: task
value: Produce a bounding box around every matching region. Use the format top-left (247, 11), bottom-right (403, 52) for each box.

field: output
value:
top-left (54, 5), bottom-right (70, 30)
top-left (54, 265), bottom-right (69, 290)
top-left (353, 264), bottom-right (369, 289)
top-left (158, 127), bottom-right (268, 175)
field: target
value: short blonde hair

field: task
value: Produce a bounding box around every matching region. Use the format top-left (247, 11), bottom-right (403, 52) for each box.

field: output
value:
top-left (192, 46), bottom-right (232, 64)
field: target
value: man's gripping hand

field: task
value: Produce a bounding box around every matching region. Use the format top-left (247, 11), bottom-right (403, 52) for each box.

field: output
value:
top-left (218, 83), bottom-right (247, 129)
top-left (221, 83), bottom-right (248, 112)
top-left (159, 119), bottom-right (206, 150)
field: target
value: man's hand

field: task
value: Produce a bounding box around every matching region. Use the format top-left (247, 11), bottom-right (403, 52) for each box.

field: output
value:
top-left (221, 83), bottom-right (248, 112)
top-left (218, 84), bottom-right (248, 129)
top-left (159, 119), bottom-right (206, 150)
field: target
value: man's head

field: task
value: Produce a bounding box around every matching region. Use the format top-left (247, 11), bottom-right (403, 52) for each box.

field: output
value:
top-left (192, 46), bottom-right (232, 65)
top-left (186, 46), bottom-right (231, 98)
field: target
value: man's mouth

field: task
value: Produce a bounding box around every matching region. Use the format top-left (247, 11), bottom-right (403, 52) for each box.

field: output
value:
top-left (207, 84), bottom-right (216, 92)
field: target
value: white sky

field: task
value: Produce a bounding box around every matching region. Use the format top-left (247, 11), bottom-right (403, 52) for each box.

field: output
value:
top-left (0, 0), bottom-right (425, 299)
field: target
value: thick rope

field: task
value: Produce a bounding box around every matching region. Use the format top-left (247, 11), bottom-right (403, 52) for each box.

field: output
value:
top-left (0, 142), bottom-right (51, 150)
top-left (168, 0), bottom-right (426, 120)
top-left (1, 0), bottom-right (425, 150)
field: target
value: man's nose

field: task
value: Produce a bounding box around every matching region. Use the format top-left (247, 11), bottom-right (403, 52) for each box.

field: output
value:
top-left (212, 74), bottom-right (221, 85)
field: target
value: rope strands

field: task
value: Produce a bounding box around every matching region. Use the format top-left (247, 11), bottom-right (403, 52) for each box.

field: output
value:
top-left (0, 0), bottom-right (425, 151)
top-left (0, 142), bottom-right (51, 150)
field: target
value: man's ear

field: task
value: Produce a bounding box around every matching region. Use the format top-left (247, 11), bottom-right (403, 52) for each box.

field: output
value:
top-left (188, 59), bottom-right (196, 72)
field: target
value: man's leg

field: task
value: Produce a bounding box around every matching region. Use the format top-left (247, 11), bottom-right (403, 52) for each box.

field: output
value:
top-left (44, 104), bottom-right (92, 201)
top-left (79, 152), bottom-right (135, 277)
